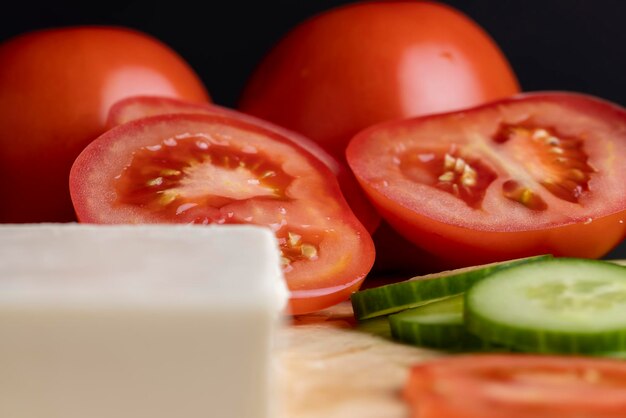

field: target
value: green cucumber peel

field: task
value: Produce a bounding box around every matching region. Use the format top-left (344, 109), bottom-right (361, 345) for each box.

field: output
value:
top-left (351, 255), bottom-right (551, 321)
top-left (389, 295), bottom-right (483, 350)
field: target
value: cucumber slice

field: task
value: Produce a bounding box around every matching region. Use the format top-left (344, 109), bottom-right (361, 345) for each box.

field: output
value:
top-left (466, 258), bottom-right (626, 354)
top-left (351, 255), bottom-right (551, 320)
top-left (389, 295), bottom-right (481, 349)
top-left (356, 317), bottom-right (392, 339)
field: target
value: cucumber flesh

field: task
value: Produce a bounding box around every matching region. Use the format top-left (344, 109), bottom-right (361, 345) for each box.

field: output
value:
top-left (389, 295), bottom-right (482, 349)
top-left (351, 255), bottom-right (551, 321)
top-left (466, 258), bottom-right (626, 354)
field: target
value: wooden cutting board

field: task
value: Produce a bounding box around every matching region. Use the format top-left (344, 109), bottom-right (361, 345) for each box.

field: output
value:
top-left (277, 302), bottom-right (441, 418)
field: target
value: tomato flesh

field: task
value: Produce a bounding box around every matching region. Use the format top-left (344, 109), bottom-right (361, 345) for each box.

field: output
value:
top-left (115, 135), bottom-right (293, 219)
top-left (347, 92), bottom-right (626, 266)
top-left (70, 114), bottom-right (375, 314)
top-left (405, 355), bottom-right (626, 418)
top-left (107, 96), bottom-right (380, 233)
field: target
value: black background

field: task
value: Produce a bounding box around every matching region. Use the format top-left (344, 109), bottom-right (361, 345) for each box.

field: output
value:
top-left (1, 0), bottom-right (625, 258)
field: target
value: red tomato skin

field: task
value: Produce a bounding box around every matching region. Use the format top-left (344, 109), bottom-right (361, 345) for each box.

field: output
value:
top-left (107, 96), bottom-right (381, 233)
top-left (372, 191), bottom-right (625, 267)
top-left (347, 92), bottom-right (626, 267)
top-left (239, 1), bottom-right (519, 160)
top-left (0, 27), bottom-right (209, 223)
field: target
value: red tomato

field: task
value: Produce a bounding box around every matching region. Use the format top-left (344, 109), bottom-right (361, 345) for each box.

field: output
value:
top-left (69, 113), bottom-right (375, 315)
top-left (239, 1), bottom-right (519, 160)
top-left (405, 354), bottom-right (626, 418)
top-left (107, 96), bottom-right (380, 232)
top-left (347, 93), bottom-right (626, 267)
top-left (0, 27), bottom-right (209, 223)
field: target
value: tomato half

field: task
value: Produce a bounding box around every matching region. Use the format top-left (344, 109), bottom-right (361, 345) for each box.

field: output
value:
top-left (239, 1), bottom-right (519, 160)
top-left (70, 113), bottom-right (375, 314)
top-left (0, 27), bottom-right (209, 223)
top-left (347, 93), bottom-right (626, 267)
top-left (107, 96), bottom-right (380, 232)
top-left (405, 354), bottom-right (626, 418)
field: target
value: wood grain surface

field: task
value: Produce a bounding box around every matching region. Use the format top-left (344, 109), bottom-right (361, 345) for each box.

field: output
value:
top-left (277, 302), bottom-right (441, 418)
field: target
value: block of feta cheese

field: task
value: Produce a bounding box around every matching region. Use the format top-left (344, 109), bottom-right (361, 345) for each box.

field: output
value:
top-left (0, 224), bottom-right (287, 418)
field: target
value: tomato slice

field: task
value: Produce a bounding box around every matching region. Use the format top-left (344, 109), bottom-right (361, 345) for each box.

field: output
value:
top-left (347, 92), bottom-right (626, 267)
top-left (405, 354), bottom-right (626, 418)
top-left (70, 113), bottom-right (375, 314)
top-left (107, 96), bottom-right (380, 233)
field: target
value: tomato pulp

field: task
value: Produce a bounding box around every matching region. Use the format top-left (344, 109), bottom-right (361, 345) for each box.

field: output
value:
top-left (405, 354), bottom-right (626, 418)
top-left (239, 1), bottom-right (519, 160)
top-left (107, 96), bottom-right (380, 232)
top-left (347, 93), bottom-right (626, 267)
top-left (70, 114), bottom-right (375, 314)
top-left (0, 27), bottom-right (209, 222)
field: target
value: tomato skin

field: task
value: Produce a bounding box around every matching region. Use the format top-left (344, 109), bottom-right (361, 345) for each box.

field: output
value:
top-left (107, 96), bottom-right (381, 233)
top-left (0, 27), bottom-right (209, 223)
top-left (239, 1), bottom-right (519, 160)
top-left (405, 355), bottom-right (626, 418)
top-left (372, 190), bottom-right (625, 267)
top-left (347, 92), bottom-right (626, 267)
top-left (70, 113), bottom-right (375, 315)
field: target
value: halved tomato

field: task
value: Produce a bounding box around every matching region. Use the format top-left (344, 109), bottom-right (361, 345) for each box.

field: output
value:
top-left (405, 354), bottom-right (626, 418)
top-left (347, 92), bottom-right (626, 267)
top-left (107, 96), bottom-right (380, 233)
top-left (70, 113), bottom-right (375, 314)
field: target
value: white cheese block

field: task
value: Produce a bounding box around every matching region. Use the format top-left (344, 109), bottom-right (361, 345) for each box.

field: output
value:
top-left (0, 224), bottom-right (287, 418)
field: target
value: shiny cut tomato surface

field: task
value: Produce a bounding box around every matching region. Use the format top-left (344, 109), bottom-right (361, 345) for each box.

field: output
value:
top-left (0, 27), bottom-right (209, 222)
top-left (107, 96), bottom-right (380, 232)
top-left (347, 93), bottom-right (626, 267)
top-left (405, 354), bottom-right (626, 418)
top-left (239, 1), bottom-right (519, 160)
top-left (70, 113), bottom-right (375, 314)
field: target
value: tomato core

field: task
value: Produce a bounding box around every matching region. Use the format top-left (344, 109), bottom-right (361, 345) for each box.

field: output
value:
top-left (115, 133), bottom-right (294, 223)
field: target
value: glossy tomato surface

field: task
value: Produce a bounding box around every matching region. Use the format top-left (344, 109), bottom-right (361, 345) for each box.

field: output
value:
top-left (70, 113), bottom-right (375, 314)
top-left (405, 354), bottom-right (626, 418)
top-left (239, 1), bottom-right (519, 160)
top-left (107, 95), bottom-right (381, 233)
top-left (347, 93), bottom-right (626, 267)
top-left (107, 96), bottom-right (380, 233)
top-left (0, 27), bottom-right (209, 222)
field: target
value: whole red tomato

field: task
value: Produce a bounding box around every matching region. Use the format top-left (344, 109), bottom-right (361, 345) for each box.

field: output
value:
top-left (239, 1), bottom-right (520, 160)
top-left (0, 27), bottom-right (210, 222)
